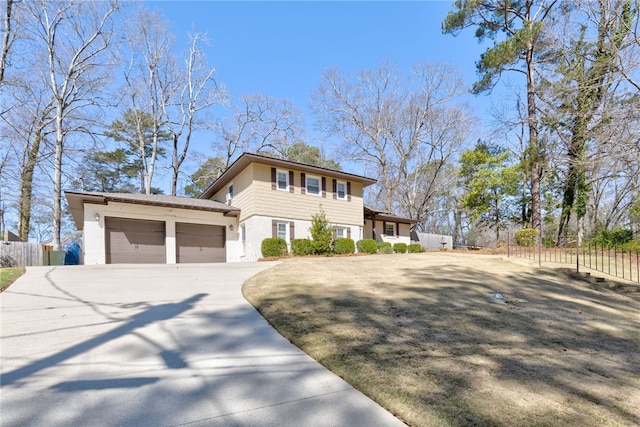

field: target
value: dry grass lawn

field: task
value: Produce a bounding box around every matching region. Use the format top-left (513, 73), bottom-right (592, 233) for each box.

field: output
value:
top-left (243, 252), bottom-right (640, 427)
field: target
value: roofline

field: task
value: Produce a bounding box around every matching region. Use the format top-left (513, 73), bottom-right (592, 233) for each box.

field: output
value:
top-left (65, 191), bottom-right (240, 230)
top-left (199, 152), bottom-right (377, 199)
top-left (364, 206), bottom-right (417, 224)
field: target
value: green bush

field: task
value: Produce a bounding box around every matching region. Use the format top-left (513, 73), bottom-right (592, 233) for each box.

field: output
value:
top-left (334, 238), bottom-right (355, 255)
top-left (377, 241), bottom-right (392, 251)
top-left (621, 239), bottom-right (640, 254)
top-left (593, 228), bottom-right (634, 248)
top-left (379, 244), bottom-right (393, 254)
top-left (515, 228), bottom-right (539, 247)
top-left (261, 237), bottom-right (288, 258)
top-left (309, 210), bottom-right (333, 255)
top-left (356, 238), bottom-right (378, 254)
top-left (408, 243), bottom-right (424, 253)
top-left (291, 238), bottom-right (314, 256)
top-left (393, 242), bottom-right (408, 254)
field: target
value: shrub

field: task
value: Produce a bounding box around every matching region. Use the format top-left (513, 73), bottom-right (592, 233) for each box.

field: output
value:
top-left (334, 238), bottom-right (355, 255)
top-left (291, 238), bottom-right (313, 256)
top-left (621, 239), bottom-right (640, 254)
top-left (515, 228), bottom-right (539, 247)
top-left (357, 238), bottom-right (378, 254)
top-left (594, 228), bottom-right (633, 248)
top-left (408, 243), bottom-right (424, 253)
top-left (261, 238), bottom-right (288, 258)
top-left (393, 242), bottom-right (408, 254)
top-left (379, 244), bottom-right (393, 254)
top-left (377, 241), bottom-right (392, 251)
top-left (309, 210), bottom-right (333, 255)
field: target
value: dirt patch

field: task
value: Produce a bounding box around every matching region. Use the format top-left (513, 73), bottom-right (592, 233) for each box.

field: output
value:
top-left (243, 252), bottom-right (640, 427)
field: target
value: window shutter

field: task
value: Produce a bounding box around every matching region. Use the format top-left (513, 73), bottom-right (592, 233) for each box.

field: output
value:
top-left (347, 228), bottom-right (351, 239)
top-left (322, 177), bottom-right (327, 198)
top-left (289, 171), bottom-right (295, 193)
top-left (332, 179), bottom-right (337, 199)
top-left (396, 222), bottom-right (399, 237)
top-left (271, 168), bottom-right (277, 190)
top-left (272, 219), bottom-right (277, 238)
top-left (347, 182), bottom-right (351, 201)
top-left (290, 222), bottom-right (295, 240)
top-left (301, 173), bottom-right (306, 194)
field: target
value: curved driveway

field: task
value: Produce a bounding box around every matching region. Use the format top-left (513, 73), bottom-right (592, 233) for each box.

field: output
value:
top-left (1, 263), bottom-right (405, 426)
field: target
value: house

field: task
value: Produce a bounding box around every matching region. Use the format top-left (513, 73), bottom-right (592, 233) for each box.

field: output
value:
top-left (66, 152), bottom-right (415, 264)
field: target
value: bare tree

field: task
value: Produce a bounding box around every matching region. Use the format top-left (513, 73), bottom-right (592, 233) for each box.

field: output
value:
top-left (23, 0), bottom-right (120, 248)
top-left (313, 61), bottom-right (470, 225)
top-left (162, 31), bottom-right (226, 196)
top-left (121, 6), bottom-right (172, 195)
top-left (215, 94), bottom-right (303, 167)
top-left (0, 0), bottom-right (15, 82)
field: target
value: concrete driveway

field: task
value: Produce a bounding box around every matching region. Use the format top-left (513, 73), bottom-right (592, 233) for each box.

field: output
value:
top-left (1, 263), bottom-right (405, 427)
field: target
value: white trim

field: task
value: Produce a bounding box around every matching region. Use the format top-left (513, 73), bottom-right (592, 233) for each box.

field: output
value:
top-left (336, 180), bottom-right (347, 200)
top-left (276, 169), bottom-right (289, 191)
top-left (305, 175), bottom-right (321, 196)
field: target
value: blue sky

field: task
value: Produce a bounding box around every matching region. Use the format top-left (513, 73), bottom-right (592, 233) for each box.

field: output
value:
top-left (143, 0), bottom-right (506, 177)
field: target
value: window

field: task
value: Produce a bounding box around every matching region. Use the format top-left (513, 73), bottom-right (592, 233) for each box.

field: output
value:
top-left (385, 223), bottom-right (395, 237)
top-left (306, 176), bottom-right (320, 195)
top-left (277, 222), bottom-right (288, 240)
top-left (335, 227), bottom-right (346, 238)
top-left (226, 184), bottom-right (234, 202)
top-left (277, 170), bottom-right (288, 191)
top-left (336, 181), bottom-right (346, 200)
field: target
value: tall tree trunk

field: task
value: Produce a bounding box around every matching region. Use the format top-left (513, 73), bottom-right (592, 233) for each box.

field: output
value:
top-left (53, 102), bottom-right (64, 250)
top-left (526, 39), bottom-right (543, 240)
top-left (0, 0), bottom-right (13, 82)
top-left (17, 132), bottom-right (43, 241)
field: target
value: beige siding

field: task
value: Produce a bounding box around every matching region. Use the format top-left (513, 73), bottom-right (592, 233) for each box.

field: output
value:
top-left (211, 164), bottom-right (256, 219)
top-left (210, 162), bottom-right (366, 226)
top-left (249, 163), bottom-right (364, 226)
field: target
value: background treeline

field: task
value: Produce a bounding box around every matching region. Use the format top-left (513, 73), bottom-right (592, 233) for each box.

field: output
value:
top-left (1, 0), bottom-right (639, 251)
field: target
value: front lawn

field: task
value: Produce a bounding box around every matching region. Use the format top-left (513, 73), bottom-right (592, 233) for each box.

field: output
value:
top-left (0, 267), bottom-right (25, 292)
top-left (243, 253), bottom-right (640, 427)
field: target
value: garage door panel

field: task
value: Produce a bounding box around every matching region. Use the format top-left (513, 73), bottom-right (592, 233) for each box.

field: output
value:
top-left (176, 223), bottom-right (225, 263)
top-left (106, 218), bottom-right (166, 264)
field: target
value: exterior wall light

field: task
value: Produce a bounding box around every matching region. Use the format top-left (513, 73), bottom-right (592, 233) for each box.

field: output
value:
top-left (229, 224), bottom-right (234, 231)
top-left (95, 213), bottom-right (100, 221)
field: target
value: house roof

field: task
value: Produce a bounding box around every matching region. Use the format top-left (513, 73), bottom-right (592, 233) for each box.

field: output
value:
top-left (65, 191), bottom-right (240, 230)
top-left (199, 152), bottom-right (377, 200)
top-left (364, 206), bottom-right (417, 224)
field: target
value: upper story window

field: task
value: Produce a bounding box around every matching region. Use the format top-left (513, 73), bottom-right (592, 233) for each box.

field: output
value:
top-left (385, 223), bottom-right (396, 237)
top-left (277, 170), bottom-right (288, 191)
top-left (336, 181), bottom-right (346, 200)
top-left (306, 176), bottom-right (320, 195)
top-left (226, 184), bottom-right (233, 203)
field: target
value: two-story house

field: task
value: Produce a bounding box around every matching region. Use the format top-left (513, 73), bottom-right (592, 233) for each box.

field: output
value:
top-left (66, 152), bottom-right (415, 264)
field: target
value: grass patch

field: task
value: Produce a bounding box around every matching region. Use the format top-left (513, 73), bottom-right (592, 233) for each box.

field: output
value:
top-left (0, 267), bottom-right (25, 292)
top-left (243, 253), bottom-right (640, 427)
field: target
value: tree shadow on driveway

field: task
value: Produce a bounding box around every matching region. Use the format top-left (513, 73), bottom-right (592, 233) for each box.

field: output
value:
top-left (1, 293), bottom-right (206, 386)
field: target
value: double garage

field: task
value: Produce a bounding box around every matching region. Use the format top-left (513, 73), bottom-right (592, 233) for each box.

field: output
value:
top-left (65, 191), bottom-right (241, 265)
top-left (105, 218), bottom-right (226, 264)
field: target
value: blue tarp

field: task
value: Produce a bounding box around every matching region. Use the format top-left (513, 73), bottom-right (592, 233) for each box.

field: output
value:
top-left (64, 242), bottom-right (81, 265)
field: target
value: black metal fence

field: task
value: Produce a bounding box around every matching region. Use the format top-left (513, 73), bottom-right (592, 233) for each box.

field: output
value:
top-left (508, 241), bottom-right (640, 284)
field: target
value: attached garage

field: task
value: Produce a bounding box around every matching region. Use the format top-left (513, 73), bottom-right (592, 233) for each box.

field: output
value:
top-left (65, 191), bottom-right (241, 265)
top-left (105, 217), bottom-right (166, 264)
top-left (176, 223), bottom-right (226, 263)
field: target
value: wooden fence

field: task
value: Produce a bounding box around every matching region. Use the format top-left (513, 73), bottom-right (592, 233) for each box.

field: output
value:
top-left (0, 241), bottom-right (43, 267)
